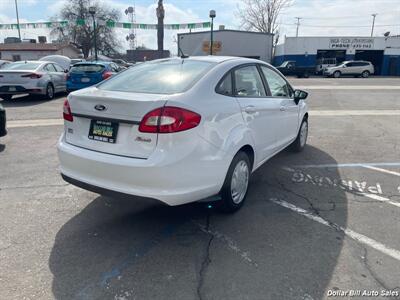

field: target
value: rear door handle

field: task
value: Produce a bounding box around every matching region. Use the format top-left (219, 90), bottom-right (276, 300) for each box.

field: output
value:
top-left (244, 105), bottom-right (257, 114)
top-left (280, 106), bottom-right (286, 111)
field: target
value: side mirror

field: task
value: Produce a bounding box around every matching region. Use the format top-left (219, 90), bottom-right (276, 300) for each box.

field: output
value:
top-left (294, 89), bottom-right (308, 104)
top-left (342, 65), bottom-right (346, 68)
top-left (64, 69), bottom-right (69, 73)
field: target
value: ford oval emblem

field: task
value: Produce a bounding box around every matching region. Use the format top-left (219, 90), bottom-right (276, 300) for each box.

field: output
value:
top-left (94, 104), bottom-right (107, 111)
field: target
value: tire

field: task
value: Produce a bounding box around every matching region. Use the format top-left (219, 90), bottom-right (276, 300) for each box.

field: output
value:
top-left (333, 71), bottom-right (341, 78)
top-left (0, 95), bottom-right (12, 101)
top-left (290, 118), bottom-right (308, 152)
top-left (218, 151), bottom-right (251, 213)
top-left (45, 83), bottom-right (55, 100)
top-left (361, 70), bottom-right (370, 78)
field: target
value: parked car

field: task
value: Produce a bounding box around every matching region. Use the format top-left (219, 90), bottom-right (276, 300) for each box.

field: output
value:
top-left (112, 59), bottom-right (133, 69)
top-left (66, 61), bottom-right (122, 92)
top-left (324, 60), bottom-right (374, 78)
top-left (70, 59), bottom-right (86, 66)
top-left (315, 58), bottom-right (337, 74)
top-left (58, 56), bottom-right (309, 212)
top-left (0, 103), bottom-right (6, 137)
top-left (39, 55), bottom-right (70, 72)
top-left (276, 61), bottom-right (314, 78)
top-left (0, 61), bottom-right (67, 101)
top-left (0, 60), bottom-right (11, 69)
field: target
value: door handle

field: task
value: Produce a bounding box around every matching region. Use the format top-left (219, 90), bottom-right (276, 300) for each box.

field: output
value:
top-left (280, 106), bottom-right (286, 111)
top-left (244, 105), bottom-right (257, 114)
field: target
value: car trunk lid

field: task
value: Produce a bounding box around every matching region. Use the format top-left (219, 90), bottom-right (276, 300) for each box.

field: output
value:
top-left (65, 87), bottom-right (167, 159)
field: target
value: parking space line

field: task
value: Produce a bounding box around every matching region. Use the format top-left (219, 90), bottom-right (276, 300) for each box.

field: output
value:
top-left (292, 162), bottom-right (400, 168)
top-left (362, 165), bottom-right (400, 177)
top-left (8, 118), bottom-right (63, 128)
top-left (269, 198), bottom-right (400, 262)
top-left (360, 193), bottom-right (400, 208)
top-left (295, 85), bottom-right (400, 90)
top-left (310, 110), bottom-right (400, 116)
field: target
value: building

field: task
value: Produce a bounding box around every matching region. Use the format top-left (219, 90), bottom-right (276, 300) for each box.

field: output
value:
top-left (0, 42), bottom-right (82, 61)
top-left (178, 29), bottom-right (274, 62)
top-left (126, 49), bottom-right (170, 62)
top-left (274, 36), bottom-right (400, 76)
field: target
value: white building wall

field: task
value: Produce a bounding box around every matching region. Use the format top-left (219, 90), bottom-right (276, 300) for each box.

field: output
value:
top-left (178, 30), bottom-right (274, 62)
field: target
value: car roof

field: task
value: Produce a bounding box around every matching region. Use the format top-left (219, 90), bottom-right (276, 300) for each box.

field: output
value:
top-left (152, 56), bottom-right (267, 65)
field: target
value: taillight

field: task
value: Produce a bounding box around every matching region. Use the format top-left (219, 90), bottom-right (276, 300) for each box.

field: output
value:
top-left (63, 99), bottom-right (73, 122)
top-left (139, 106), bottom-right (201, 133)
top-left (21, 73), bottom-right (42, 79)
top-left (102, 71), bottom-right (113, 80)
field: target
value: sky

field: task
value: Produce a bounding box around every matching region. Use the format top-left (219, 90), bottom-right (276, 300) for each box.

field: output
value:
top-left (0, 0), bottom-right (399, 55)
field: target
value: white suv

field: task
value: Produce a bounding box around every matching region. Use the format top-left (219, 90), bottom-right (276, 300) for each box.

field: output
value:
top-left (58, 56), bottom-right (309, 212)
top-left (324, 60), bottom-right (374, 78)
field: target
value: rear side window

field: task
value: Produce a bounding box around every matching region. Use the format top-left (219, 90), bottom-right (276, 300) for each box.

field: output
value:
top-left (98, 60), bottom-right (216, 94)
top-left (234, 65), bottom-right (266, 97)
top-left (216, 73), bottom-right (233, 96)
top-left (71, 64), bottom-right (105, 73)
top-left (261, 66), bottom-right (291, 97)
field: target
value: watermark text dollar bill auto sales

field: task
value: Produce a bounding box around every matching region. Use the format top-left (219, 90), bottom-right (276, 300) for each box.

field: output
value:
top-left (327, 289), bottom-right (399, 297)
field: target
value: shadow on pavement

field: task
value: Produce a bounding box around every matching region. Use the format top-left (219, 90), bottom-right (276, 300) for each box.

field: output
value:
top-left (0, 144), bottom-right (5, 153)
top-left (49, 145), bottom-right (346, 300)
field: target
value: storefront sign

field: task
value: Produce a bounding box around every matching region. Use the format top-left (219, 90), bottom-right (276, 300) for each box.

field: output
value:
top-left (329, 38), bottom-right (374, 49)
top-left (202, 41), bottom-right (222, 54)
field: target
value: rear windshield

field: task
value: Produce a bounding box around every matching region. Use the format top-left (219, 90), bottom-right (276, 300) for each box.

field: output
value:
top-left (2, 62), bottom-right (41, 70)
top-left (98, 59), bottom-right (216, 94)
top-left (70, 64), bottom-right (105, 73)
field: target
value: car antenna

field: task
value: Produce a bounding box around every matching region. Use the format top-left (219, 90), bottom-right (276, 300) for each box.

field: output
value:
top-left (178, 44), bottom-right (188, 59)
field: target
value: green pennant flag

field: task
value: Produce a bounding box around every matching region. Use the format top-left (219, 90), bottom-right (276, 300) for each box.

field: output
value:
top-left (123, 22), bottom-right (132, 29)
top-left (202, 22), bottom-right (211, 28)
top-left (188, 23), bottom-right (196, 29)
top-left (171, 24), bottom-right (180, 29)
top-left (106, 20), bottom-right (115, 28)
top-left (139, 24), bottom-right (146, 29)
top-left (76, 19), bottom-right (85, 26)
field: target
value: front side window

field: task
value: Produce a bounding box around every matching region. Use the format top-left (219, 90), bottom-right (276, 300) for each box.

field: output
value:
top-left (234, 65), bottom-right (266, 97)
top-left (216, 73), bottom-right (233, 96)
top-left (99, 59), bottom-right (216, 94)
top-left (261, 66), bottom-right (290, 97)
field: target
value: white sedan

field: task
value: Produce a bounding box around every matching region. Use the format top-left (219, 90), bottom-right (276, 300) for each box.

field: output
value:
top-left (58, 56), bottom-right (308, 212)
top-left (0, 61), bottom-right (67, 101)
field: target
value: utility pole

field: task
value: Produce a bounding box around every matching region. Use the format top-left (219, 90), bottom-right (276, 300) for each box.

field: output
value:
top-left (371, 13), bottom-right (377, 37)
top-left (295, 17), bottom-right (302, 37)
top-left (156, 0), bottom-right (165, 59)
top-left (14, 0), bottom-right (21, 40)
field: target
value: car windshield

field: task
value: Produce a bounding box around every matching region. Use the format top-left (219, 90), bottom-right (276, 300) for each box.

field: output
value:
top-left (98, 59), bottom-right (216, 94)
top-left (2, 62), bottom-right (41, 70)
top-left (70, 64), bottom-right (105, 73)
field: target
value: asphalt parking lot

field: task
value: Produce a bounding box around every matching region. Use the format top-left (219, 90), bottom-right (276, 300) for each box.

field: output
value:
top-left (1, 77), bottom-right (400, 300)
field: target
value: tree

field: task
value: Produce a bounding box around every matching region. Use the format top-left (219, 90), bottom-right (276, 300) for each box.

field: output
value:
top-left (51, 0), bottom-right (120, 58)
top-left (237, 0), bottom-right (291, 37)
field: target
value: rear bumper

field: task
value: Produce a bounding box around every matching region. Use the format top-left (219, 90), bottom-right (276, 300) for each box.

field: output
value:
top-left (0, 108), bottom-right (6, 137)
top-left (66, 81), bottom-right (98, 91)
top-left (57, 133), bottom-right (229, 206)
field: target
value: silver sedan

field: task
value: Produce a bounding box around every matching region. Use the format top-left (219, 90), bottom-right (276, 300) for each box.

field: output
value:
top-left (0, 61), bottom-right (67, 101)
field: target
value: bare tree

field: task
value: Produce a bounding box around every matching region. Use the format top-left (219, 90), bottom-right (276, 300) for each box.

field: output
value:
top-left (237, 0), bottom-right (291, 35)
top-left (51, 0), bottom-right (120, 58)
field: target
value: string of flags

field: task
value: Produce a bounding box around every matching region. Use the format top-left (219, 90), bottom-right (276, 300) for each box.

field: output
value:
top-left (0, 20), bottom-right (211, 30)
